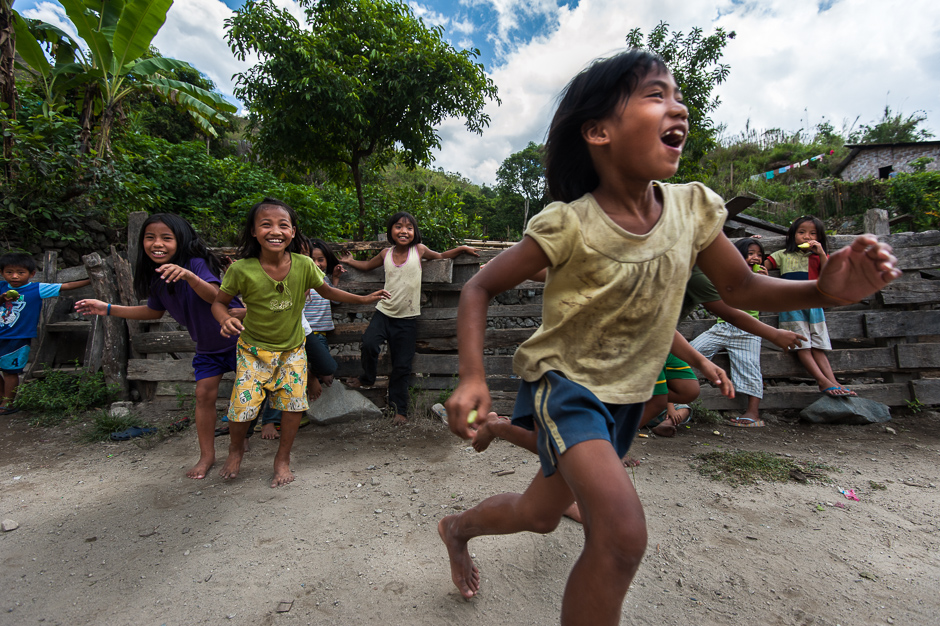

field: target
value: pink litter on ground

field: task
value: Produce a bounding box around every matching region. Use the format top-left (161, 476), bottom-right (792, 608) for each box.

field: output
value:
top-left (839, 488), bottom-right (860, 501)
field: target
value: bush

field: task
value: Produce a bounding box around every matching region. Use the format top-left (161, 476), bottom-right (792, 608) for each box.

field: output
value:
top-left (13, 369), bottom-right (120, 426)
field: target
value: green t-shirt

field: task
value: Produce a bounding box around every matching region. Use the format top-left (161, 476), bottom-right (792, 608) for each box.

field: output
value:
top-left (682, 266), bottom-right (759, 322)
top-left (220, 253), bottom-right (324, 351)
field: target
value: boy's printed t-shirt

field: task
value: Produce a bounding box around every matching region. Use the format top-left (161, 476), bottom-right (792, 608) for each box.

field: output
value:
top-left (0, 281), bottom-right (61, 339)
top-left (220, 253), bottom-right (324, 352)
top-left (147, 257), bottom-right (238, 355)
top-left (514, 182), bottom-right (727, 405)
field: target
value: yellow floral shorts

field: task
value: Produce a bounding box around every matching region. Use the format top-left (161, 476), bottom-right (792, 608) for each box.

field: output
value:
top-left (226, 338), bottom-right (308, 422)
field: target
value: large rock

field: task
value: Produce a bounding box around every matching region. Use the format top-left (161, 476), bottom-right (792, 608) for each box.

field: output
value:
top-left (799, 395), bottom-right (892, 425)
top-left (307, 382), bottom-right (383, 425)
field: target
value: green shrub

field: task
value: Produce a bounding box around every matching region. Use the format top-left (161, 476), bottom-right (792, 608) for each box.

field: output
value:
top-left (78, 409), bottom-right (145, 443)
top-left (13, 369), bottom-right (120, 426)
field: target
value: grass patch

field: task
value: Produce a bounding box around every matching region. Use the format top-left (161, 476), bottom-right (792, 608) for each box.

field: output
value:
top-left (77, 409), bottom-right (147, 443)
top-left (694, 449), bottom-right (836, 486)
top-left (14, 367), bottom-right (119, 427)
top-left (689, 399), bottom-right (724, 426)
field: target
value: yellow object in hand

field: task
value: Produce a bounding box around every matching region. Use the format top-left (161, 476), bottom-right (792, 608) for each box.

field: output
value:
top-left (467, 409), bottom-right (478, 424)
top-left (798, 243), bottom-right (811, 249)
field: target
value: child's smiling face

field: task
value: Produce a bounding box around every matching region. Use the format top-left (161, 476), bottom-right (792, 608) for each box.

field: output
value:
top-left (745, 244), bottom-right (763, 266)
top-left (390, 217), bottom-right (415, 247)
top-left (588, 67), bottom-right (688, 182)
top-left (142, 221), bottom-right (178, 265)
top-left (2, 265), bottom-right (35, 288)
top-left (310, 247), bottom-right (328, 273)
top-left (252, 206), bottom-right (295, 255)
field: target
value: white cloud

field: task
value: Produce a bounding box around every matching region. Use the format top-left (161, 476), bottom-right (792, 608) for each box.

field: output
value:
top-left (21, 2), bottom-right (79, 42)
top-left (433, 0), bottom-right (940, 184)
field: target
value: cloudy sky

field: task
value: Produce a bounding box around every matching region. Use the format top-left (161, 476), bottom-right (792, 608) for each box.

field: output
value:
top-left (19, 0), bottom-right (940, 185)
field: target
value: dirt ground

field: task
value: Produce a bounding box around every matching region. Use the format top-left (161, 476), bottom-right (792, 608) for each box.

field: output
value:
top-left (1, 404), bottom-right (938, 626)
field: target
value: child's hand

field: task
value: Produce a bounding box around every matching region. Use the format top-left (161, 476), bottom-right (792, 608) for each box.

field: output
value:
top-left (362, 289), bottom-right (391, 304)
top-left (701, 362), bottom-right (735, 399)
top-left (806, 240), bottom-right (825, 255)
top-left (445, 378), bottom-right (492, 440)
top-left (1, 289), bottom-right (19, 303)
top-left (219, 316), bottom-right (244, 338)
top-left (228, 306), bottom-right (247, 320)
top-left (74, 299), bottom-right (107, 316)
top-left (752, 264), bottom-right (768, 276)
top-left (461, 246), bottom-right (480, 257)
top-left (156, 263), bottom-right (192, 284)
top-left (332, 264), bottom-right (346, 283)
top-left (772, 329), bottom-right (806, 352)
top-left (339, 251), bottom-right (353, 263)
top-left (816, 235), bottom-right (901, 304)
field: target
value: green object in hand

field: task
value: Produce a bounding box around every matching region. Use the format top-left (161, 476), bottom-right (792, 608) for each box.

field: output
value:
top-left (467, 409), bottom-right (479, 424)
top-left (4, 289), bottom-right (19, 300)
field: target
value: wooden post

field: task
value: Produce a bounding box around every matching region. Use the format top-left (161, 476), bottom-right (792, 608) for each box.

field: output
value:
top-left (23, 251), bottom-right (58, 379)
top-left (127, 211), bottom-right (148, 279)
top-left (864, 209), bottom-right (890, 236)
top-left (82, 252), bottom-right (129, 398)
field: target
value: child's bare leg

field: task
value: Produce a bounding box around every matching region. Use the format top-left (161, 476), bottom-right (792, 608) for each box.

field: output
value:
top-left (1, 372), bottom-right (20, 408)
top-left (220, 421), bottom-right (251, 479)
top-left (272, 410), bottom-right (301, 487)
top-left (811, 348), bottom-right (840, 385)
top-left (439, 468), bottom-right (574, 598)
top-left (187, 375), bottom-right (221, 479)
top-left (472, 413), bottom-right (537, 453)
top-left (556, 439), bottom-right (647, 625)
top-left (667, 378), bottom-right (700, 405)
top-left (307, 376), bottom-right (322, 400)
top-left (795, 349), bottom-right (837, 389)
top-left (740, 395), bottom-right (761, 422)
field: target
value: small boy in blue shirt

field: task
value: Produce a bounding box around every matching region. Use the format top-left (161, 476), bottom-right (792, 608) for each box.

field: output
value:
top-left (0, 252), bottom-right (90, 413)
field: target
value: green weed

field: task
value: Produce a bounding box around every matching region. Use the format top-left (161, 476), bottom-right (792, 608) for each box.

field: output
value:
top-left (14, 367), bottom-right (120, 426)
top-left (694, 449), bottom-right (836, 486)
top-left (77, 409), bottom-right (146, 443)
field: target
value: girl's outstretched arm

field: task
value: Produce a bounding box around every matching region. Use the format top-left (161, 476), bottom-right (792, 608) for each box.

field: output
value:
top-left (419, 244), bottom-right (479, 260)
top-left (211, 290), bottom-right (243, 337)
top-left (339, 249), bottom-right (386, 272)
top-left (669, 331), bottom-right (734, 398)
top-left (445, 236), bottom-right (549, 440)
top-left (155, 263), bottom-right (222, 305)
top-left (314, 283), bottom-right (390, 305)
top-left (74, 299), bottom-right (164, 320)
top-left (697, 233), bottom-right (900, 312)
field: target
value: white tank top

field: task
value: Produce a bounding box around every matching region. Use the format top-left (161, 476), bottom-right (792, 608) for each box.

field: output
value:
top-left (376, 246), bottom-right (421, 318)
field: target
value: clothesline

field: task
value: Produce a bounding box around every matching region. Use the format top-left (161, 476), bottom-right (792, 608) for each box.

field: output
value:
top-left (750, 149), bottom-right (836, 181)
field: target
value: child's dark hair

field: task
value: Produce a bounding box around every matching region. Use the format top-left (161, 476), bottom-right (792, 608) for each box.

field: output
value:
top-left (386, 212), bottom-right (421, 246)
top-left (237, 197), bottom-right (304, 259)
top-left (308, 238), bottom-right (340, 277)
top-left (0, 252), bottom-right (37, 273)
top-left (734, 237), bottom-right (764, 260)
top-left (134, 213), bottom-right (223, 299)
top-left (785, 216), bottom-right (828, 254)
top-left (545, 49), bottom-right (668, 202)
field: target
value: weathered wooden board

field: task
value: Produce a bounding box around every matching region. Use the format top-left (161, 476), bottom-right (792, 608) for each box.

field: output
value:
top-left (910, 379), bottom-right (940, 405)
top-left (704, 347), bottom-right (897, 378)
top-left (699, 382), bottom-right (911, 409)
top-left (878, 278), bottom-right (940, 305)
top-left (897, 343), bottom-right (940, 369)
top-left (339, 258), bottom-right (455, 284)
top-left (865, 310), bottom-right (940, 338)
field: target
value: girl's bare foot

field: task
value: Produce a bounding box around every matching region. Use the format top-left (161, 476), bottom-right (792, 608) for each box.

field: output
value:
top-left (186, 454), bottom-right (215, 480)
top-left (271, 457), bottom-right (294, 487)
top-left (321, 375), bottom-right (334, 387)
top-left (345, 377), bottom-right (362, 389)
top-left (438, 515), bottom-right (480, 598)
top-left (472, 414), bottom-right (507, 452)
top-left (307, 377), bottom-right (322, 400)
top-left (261, 423), bottom-right (280, 439)
top-left (392, 413), bottom-right (407, 426)
top-left (220, 449), bottom-right (244, 479)
top-left (621, 455), bottom-right (641, 467)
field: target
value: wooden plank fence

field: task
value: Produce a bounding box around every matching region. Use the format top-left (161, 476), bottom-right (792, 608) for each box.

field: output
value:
top-left (25, 210), bottom-right (940, 417)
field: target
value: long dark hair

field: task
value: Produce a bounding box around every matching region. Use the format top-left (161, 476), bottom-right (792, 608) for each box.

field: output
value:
top-left (236, 197), bottom-right (304, 259)
top-left (386, 211), bottom-right (421, 247)
top-left (134, 213), bottom-right (222, 299)
top-left (734, 237), bottom-right (765, 260)
top-left (785, 216), bottom-right (828, 254)
top-left (545, 49), bottom-right (667, 203)
top-left (308, 238), bottom-right (341, 277)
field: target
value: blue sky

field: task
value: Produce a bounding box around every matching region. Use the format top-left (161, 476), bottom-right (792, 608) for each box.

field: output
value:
top-left (17, 0), bottom-right (940, 185)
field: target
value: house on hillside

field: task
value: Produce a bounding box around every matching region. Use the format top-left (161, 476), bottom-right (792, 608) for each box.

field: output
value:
top-left (833, 141), bottom-right (940, 182)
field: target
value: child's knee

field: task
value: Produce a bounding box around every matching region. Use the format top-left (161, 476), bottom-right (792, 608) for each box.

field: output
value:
top-left (594, 513), bottom-right (647, 572)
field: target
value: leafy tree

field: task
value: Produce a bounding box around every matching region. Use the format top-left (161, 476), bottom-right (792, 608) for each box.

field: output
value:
top-left (225, 0), bottom-right (499, 239)
top-left (495, 141), bottom-right (547, 231)
top-left (0, 0), bottom-right (17, 176)
top-left (626, 21), bottom-right (733, 180)
top-left (850, 106), bottom-right (934, 144)
top-left (12, 0), bottom-right (235, 154)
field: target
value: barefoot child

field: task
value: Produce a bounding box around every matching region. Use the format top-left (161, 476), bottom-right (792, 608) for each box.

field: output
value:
top-left (341, 213), bottom-right (477, 425)
top-left (211, 198), bottom-right (389, 487)
top-left (75, 214), bottom-right (236, 479)
top-left (303, 238), bottom-right (345, 402)
top-left (441, 49), bottom-right (900, 623)
top-left (1, 253), bottom-right (90, 414)
top-left (764, 216), bottom-right (855, 397)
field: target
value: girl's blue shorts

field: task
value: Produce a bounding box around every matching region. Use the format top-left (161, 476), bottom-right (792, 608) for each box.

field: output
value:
top-left (192, 348), bottom-right (237, 382)
top-left (511, 371), bottom-right (644, 477)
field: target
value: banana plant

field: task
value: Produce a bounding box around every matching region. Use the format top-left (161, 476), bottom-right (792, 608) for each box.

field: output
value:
top-left (13, 0), bottom-right (235, 154)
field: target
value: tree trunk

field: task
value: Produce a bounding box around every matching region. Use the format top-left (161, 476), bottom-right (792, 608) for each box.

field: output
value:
top-left (352, 158), bottom-right (365, 241)
top-left (0, 0), bottom-right (17, 180)
top-left (78, 84), bottom-right (98, 154)
top-left (95, 101), bottom-right (117, 156)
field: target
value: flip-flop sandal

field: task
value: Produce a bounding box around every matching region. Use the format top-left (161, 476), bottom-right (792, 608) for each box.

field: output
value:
top-left (821, 386), bottom-right (850, 397)
top-left (839, 387), bottom-right (858, 397)
top-left (168, 416), bottom-right (191, 432)
top-left (110, 426), bottom-right (157, 441)
top-left (214, 426), bottom-right (230, 437)
top-left (728, 417), bottom-right (766, 428)
top-left (0, 406), bottom-right (21, 415)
